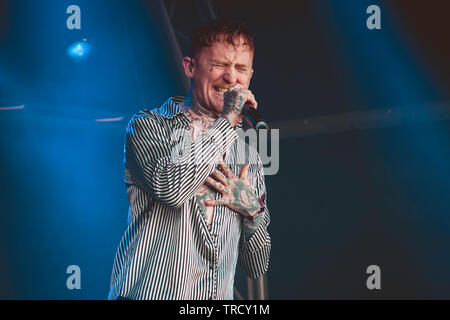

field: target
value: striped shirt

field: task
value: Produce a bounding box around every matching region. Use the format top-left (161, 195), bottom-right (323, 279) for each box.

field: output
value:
top-left (108, 97), bottom-right (271, 300)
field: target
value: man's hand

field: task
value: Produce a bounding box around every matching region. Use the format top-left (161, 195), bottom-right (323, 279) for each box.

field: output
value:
top-left (204, 160), bottom-right (260, 218)
top-left (221, 85), bottom-right (257, 128)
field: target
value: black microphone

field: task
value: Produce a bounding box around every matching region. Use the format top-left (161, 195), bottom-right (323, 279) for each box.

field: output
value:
top-left (242, 104), bottom-right (269, 130)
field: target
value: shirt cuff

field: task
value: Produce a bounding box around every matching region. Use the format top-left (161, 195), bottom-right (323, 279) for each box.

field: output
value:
top-left (241, 193), bottom-right (266, 240)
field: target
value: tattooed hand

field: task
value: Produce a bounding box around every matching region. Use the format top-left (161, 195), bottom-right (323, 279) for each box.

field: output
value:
top-left (221, 85), bottom-right (257, 128)
top-left (204, 159), bottom-right (260, 218)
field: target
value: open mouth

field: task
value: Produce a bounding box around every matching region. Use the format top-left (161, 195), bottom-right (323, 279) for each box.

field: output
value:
top-left (213, 86), bottom-right (228, 94)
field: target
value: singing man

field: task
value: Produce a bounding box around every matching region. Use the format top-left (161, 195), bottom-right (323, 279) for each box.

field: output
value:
top-left (108, 18), bottom-right (271, 300)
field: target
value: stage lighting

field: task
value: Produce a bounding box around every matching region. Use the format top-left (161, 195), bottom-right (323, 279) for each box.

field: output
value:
top-left (67, 39), bottom-right (91, 59)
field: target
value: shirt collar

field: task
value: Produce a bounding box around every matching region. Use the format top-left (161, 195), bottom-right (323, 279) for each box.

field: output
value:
top-left (158, 96), bottom-right (186, 119)
top-left (157, 96), bottom-right (243, 129)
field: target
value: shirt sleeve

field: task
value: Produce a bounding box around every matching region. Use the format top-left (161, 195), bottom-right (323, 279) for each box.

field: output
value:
top-left (238, 156), bottom-right (271, 279)
top-left (125, 112), bottom-right (237, 208)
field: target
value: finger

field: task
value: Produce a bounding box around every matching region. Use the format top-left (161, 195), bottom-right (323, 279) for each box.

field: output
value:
top-left (205, 177), bottom-right (231, 194)
top-left (228, 84), bottom-right (244, 91)
top-left (219, 161), bottom-right (234, 179)
top-left (240, 163), bottom-right (250, 180)
top-left (205, 199), bottom-right (232, 206)
top-left (211, 168), bottom-right (228, 186)
top-left (243, 93), bottom-right (257, 110)
top-left (230, 89), bottom-right (257, 110)
top-left (247, 93), bottom-right (258, 110)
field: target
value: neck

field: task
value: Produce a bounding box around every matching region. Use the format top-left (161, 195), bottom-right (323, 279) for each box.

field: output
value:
top-left (181, 94), bottom-right (219, 122)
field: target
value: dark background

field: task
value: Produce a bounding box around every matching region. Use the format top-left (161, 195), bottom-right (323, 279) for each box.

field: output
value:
top-left (0, 0), bottom-right (449, 299)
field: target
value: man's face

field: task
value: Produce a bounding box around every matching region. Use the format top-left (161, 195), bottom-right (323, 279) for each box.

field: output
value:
top-left (190, 37), bottom-right (254, 115)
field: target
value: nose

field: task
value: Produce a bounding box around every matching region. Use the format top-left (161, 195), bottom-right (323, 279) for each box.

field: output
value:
top-left (223, 66), bottom-right (237, 84)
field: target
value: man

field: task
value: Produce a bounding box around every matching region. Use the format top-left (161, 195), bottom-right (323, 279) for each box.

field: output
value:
top-left (108, 19), bottom-right (271, 300)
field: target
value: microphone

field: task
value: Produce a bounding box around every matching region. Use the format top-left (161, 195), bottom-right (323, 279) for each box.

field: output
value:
top-left (243, 104), bottom-right (269, 130)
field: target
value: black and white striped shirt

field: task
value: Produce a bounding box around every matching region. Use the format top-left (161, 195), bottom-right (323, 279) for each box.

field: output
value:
top-left (108, 97), bottom-right (271, 300)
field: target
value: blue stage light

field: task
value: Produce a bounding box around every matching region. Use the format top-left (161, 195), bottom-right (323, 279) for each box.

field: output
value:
top-left (67, 39), bottom-right (91, 59)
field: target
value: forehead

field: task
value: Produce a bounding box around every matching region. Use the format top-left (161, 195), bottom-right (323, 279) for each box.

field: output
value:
top-left (196, 38), bottom-right (254, 65)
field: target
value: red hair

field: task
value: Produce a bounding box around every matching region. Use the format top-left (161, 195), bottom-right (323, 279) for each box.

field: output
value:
top-left (191, 18), bottom-right (255, 57)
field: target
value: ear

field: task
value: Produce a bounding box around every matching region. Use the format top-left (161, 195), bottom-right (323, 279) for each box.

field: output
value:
top-left (182, 57), bottom-right (194, 78)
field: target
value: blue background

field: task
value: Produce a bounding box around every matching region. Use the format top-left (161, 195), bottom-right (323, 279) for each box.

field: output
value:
top-left (0, 0), bottom-right (449, 299)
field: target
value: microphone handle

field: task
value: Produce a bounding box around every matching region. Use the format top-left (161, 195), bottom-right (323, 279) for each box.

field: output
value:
top-left (243, 104), bottom-right (269, 130)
